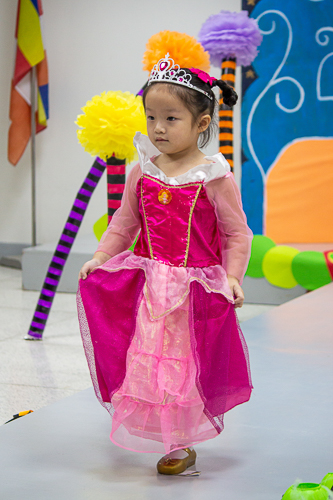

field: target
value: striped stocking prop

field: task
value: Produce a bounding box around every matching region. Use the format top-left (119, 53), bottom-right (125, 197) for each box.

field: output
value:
top-left (26, 158), bottom-right (106, 339)
top-left (198, 10), bottom-right (262, 172)
top-left (219, 57), bottom-right (236, 172)
top-left (107, 156), bottom-right (126, 224)
top-left (26, 86), bottom-right (147, 339)
top-left (27, 85), bottom-right (149, 339)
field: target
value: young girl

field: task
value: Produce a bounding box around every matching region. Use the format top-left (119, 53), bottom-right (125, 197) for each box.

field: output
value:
top-left (77, 54), bottom-right (252, 475)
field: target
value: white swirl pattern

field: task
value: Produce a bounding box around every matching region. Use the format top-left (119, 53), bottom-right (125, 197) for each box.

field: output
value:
top-left (316, 27), bottom-right (333, 101)
top-left (246, 10), bottom-right (305, 183)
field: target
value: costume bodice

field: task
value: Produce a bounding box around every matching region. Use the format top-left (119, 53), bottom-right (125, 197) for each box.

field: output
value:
top-left (134, 175), bottom-right (221, 268)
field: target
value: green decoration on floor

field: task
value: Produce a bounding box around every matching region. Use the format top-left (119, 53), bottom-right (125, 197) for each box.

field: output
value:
top-left (246, 233), bottom-right (333, 291)
top-left (262, 245), bottom-right (299, 289)
top-left (246, 235), bottom-right (276, 277)
top-left (282, 482), bottom-right (331, 500)
top-left (292, 251), bottom-right (332, 291)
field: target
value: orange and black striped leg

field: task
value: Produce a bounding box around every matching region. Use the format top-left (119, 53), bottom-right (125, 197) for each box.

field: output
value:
top-left (219, 57), bottom-right (236, 171)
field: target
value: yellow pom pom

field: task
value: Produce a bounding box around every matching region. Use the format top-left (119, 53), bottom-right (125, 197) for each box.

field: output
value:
top-left (143, 31), bottom-right (210, 73)
top-left (76, 91), bottom-right (147, 162)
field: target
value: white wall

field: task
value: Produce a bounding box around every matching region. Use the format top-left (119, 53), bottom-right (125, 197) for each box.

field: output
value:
top-left (0, 0), bottom-right (241, 245)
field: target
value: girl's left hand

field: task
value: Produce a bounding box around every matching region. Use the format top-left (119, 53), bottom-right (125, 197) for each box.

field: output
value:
top-left (227, 274), bottom-right (244, 308)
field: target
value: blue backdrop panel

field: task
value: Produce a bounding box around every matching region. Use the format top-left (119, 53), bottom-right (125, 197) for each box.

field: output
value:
top-left (241, 0), bottom-right (333, 234)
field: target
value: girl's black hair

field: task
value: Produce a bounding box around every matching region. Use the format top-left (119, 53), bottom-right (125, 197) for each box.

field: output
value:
top-left (142, 69), bottom-right (238, 148)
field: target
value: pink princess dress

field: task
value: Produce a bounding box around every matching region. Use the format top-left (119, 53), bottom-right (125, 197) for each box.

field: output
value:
top-left (77, 132), bottom-right (253, 454)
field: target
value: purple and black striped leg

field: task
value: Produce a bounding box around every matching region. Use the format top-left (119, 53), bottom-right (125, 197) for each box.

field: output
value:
top-left (26, 158), bottom-right (106, 340)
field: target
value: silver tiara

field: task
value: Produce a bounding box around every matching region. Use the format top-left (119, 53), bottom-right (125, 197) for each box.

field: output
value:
top-left (147, 53), bottom-right (213, 100)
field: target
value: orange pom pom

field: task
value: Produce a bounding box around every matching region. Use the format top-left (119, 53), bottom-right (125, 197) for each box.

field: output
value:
top-left (143, 31), bottom-right (210, 73)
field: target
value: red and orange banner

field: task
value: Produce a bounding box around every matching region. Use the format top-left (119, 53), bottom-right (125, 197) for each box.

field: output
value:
top-left (8, 0), bottom-right (49, 166)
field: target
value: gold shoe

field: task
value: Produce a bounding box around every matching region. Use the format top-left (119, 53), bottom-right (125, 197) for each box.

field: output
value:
top-left (157, 448), bottom-right (197, 475)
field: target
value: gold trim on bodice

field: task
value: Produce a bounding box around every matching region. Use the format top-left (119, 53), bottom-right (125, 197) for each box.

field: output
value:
top-left (140, 176), bottom-right (154, 260)
top-left (140, 174), bottom-right (203, 267)
top-left (183, 185), bottom-right (202, 267)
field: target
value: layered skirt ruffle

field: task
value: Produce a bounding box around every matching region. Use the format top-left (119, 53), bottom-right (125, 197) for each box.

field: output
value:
top-left (77, 250), bottom-right (252, 454)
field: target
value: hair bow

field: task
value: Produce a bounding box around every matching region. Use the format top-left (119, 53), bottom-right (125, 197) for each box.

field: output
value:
top-left (189, 68), bottom-right (217, 86)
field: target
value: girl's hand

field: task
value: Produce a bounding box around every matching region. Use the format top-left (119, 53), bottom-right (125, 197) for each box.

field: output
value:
top-left (78, 252), bottom-right (110, 280)
top-left (227, 274), bottom-right (244, 308)
top-left (78, 258), bottom-right (101, 280)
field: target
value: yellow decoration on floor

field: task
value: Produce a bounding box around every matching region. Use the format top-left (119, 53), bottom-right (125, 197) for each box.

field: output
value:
top-left (262, 246), bottom-right (299, 289)
top-left (143, 31), bottom-right (210, 73)
top-left (76, 91), bottom-right (147, 163)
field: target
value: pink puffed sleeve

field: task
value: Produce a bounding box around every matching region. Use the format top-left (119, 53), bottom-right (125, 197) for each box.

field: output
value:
top-left (205, 174), bottom-right (253, 284)
top-left (96, 163), bottom-right (142, 257)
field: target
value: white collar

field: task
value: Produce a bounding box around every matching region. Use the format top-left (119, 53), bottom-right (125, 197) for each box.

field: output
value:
top-left (133, 132), bottom-right (231, 186)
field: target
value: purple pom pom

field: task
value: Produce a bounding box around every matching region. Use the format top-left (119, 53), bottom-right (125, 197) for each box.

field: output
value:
top-left (198, 10), bottom-right (263, 67)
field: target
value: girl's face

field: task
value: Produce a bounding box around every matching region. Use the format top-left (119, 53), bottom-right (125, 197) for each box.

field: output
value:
top-left (145, 84), bottom-right (205, 156)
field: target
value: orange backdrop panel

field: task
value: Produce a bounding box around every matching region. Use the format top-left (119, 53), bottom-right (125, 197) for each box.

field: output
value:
top-left (265, 139), bottom-right (333, 243)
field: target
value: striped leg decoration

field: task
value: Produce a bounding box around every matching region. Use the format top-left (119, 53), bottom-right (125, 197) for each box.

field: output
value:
top-left (106, 156), bottom-right (126, 224)
top-left (26, 84), bottom-right (146, 339)
top-left (26, 158), bottom-right (106, 340)
top-left (219, 57), bottom-right (236, 172)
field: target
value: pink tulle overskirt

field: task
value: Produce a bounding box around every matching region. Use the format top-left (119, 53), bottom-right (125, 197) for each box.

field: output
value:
top-left (111, 292), bottom-right (219, 452)
top-left (77, 250), bottom-right (252, 454)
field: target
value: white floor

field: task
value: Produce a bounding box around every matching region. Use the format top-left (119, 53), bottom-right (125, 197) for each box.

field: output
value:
top-left (0, 265), bottom-right (274, 426)
top-left (0, 266), bottom-right (92, 425)
top-left (1, 278), bottom-right (332, 499)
